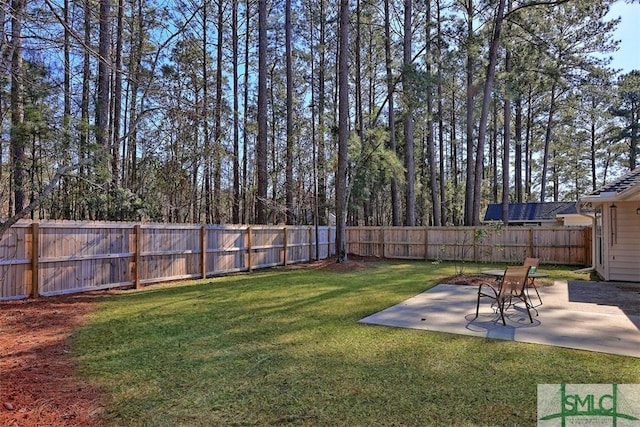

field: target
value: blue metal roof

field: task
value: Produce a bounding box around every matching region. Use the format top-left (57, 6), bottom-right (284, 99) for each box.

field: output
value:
top-left (484, 202), bottom-right (578, 222)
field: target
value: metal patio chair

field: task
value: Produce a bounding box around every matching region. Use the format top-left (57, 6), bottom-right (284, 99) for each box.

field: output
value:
top-left (474, 265), bottom-right (534, 325)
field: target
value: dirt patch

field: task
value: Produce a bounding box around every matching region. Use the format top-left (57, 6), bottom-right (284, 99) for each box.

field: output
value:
top-left (282, 255), bottom-right (374, 272)
top-left (0, 295), bottom-right (104, 427)
top-left (439, 273), bottom-right (556, 288)
top-left (438, 274), bottom-right (493, 286)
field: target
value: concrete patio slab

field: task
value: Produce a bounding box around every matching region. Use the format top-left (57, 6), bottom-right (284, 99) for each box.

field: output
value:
top-left (359, 281), bottom-right (640, 358)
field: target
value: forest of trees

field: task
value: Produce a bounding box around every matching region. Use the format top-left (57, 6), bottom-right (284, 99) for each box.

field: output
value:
top-left (1, 0), bottom-right (639, 231)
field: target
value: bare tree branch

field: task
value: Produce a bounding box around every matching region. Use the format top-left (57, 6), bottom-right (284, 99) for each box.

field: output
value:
top-left (506, 0), bottom-right (573, 19)
top-left (0, 162), bottom-right (89, 237)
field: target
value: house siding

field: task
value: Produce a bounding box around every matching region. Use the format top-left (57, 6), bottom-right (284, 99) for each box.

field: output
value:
top-left (608, 202), bottom-right (640, 281)
top-left (561, 215), bottom-right (593, 227)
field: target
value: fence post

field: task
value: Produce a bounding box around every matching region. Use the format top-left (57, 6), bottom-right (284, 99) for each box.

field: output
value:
top-left (283, 227), bottom-right (288, 266)
top-left (134, 224), bottom-right (141, 289)
top-left (31, 222), bottom-right (39, 298)
top-left (471, 226), bottom-right (479, 262)
top-left (201, 225), bottom-right (207, 279)
top-left (424, 226), bottom-right (429, 261)
top-left (529, 228), bottom-right (535, 258)
top-left (328, 227), bottom-right (332, 258)
top-left (247, 226), bottom-right (252, 272)
top-left (380, 227), bottom-right (385, 258)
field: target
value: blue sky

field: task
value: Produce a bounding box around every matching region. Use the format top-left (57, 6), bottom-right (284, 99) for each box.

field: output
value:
top-left (608, 1), bottom-right (640, 73)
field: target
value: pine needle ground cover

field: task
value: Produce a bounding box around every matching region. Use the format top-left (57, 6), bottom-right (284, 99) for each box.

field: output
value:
top-left (72, 261), bottom-right (640, 426)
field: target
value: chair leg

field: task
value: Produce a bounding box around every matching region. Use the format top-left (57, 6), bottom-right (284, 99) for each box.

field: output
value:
top-left (501, 296), bottom-right (534, 324)
top-left (521, 290), bottom-right (539, 317)
top-left (498, 299), bottom-right (507, 325)
top-left (524, 298), bottom-right (534, 323)
top-left (507, 294), bottom-right (536, 323)
top-left (527, 279), bottom-right (543, 307)
top-left (475, 285), bottom-right (501, 321)
top-left (532, 283), bottom-right (543, 306)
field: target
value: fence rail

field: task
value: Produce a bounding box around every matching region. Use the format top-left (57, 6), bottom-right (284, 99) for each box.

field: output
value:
top-left (347, 226), bottom-right (592, 266)
top-left (1, 221), bottom-right (335, 300)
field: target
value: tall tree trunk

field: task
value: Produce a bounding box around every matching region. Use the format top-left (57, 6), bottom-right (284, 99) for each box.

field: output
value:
top-left (97, 0), bottom-right (111, 180)
top-left (514, 97), bottom-right (523, 202)
top-left (0, 4), bottom-right (5, 193)
top-left (552, 149), bottom-right (559, 201)
top-left (112, 0), bottom-right (124, 190)
top-left (194, 75), bottom-right (204, 222)
top-left (491, 98), bottom-right (498, 202)
top-left (317, 0), bottom-right (327, 225)
top-left (269, 63), bottom-right (277, 222)
top-left (384, 0), bottom-right (399, 226)
top-left (403, 0), bottom-right (415, 226)
top-left (425, 1), bottom-right (440, 226)
top-left (79, 0), bottom-right (91, 218)
top-left (590, 96), bottom-right (597, 191)
top-left (472, 0), bottom-right (506, 225)
top-left (285, 0), bottom-right (294, 224)
top-left (61, 0), bottom-right (72, 218)
top-left (366, 20), bottom-right (376, 225)
top-left (126, 0), bottom-right (143, 191)
top-left (540, 82), bottom-right (558, 202)
top-left (256, 0), bottom-right (268, 224)
top-left (336, 0), bottom-right (349, 262)
top-left (464, 0), bottom-right (475, 225)
top-left (355, 0), bottom-right (366, 225)
top-left (628, 91), bottom-right (638, 170)
top-left (525, 84), bottom-right (533, 199)
top-left (267, 61), bottom-right (284, 224)
top-left (242, 0), bottom-right (251, 223)
top-left (232, 0), bottom-right (240, 223)
top-left (309, 0), bottom-right (318, 231)
top-left (437, 0), bottom-right (446, 225)
top-left (10, 0), bottom-right (25, 216)
top-left (500, 0), bottom-right (513, 220)
top-left (451, 76), bottom-right (460, 224)
top-left (502, 49), bottom-right (511, 224)
top-left (203, 1), bottom-right (212, 223)
top-left (354, 0), bottom-right (362, 138)
top-left (214, 0), bottom-right (223, 223)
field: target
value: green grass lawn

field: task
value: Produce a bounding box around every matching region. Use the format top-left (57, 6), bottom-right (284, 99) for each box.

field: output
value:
top-left (72, 261), bottom-right (640, 426)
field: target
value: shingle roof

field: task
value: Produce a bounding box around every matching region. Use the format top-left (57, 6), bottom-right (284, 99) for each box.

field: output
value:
top-left (484, 202), bottom-right (578, 222)
top-left (588, 167), bottom-right (640, 196)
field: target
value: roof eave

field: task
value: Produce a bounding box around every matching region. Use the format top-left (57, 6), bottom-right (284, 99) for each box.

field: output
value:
top-left (579, 191), bottom-right (620, 206)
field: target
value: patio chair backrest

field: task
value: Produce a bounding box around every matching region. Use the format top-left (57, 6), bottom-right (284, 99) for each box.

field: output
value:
top-left (523, 257), bottom-right (539, 269)
top-left (500, 265), bottom-right (531, 298)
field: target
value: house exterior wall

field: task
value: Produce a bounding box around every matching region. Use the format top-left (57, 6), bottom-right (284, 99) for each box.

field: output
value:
top-left (559, 214), bottom-right (593, 227)
top-left (603, 201), bottom-right (640, 281)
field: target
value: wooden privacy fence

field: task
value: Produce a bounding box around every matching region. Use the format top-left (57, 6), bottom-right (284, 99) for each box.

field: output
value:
top-left (347, 226), bottom-right (592, 266)
top-left (0, 221), bottom-right (335, 300)
top-left (1, 222), bottom-right (592, 301)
